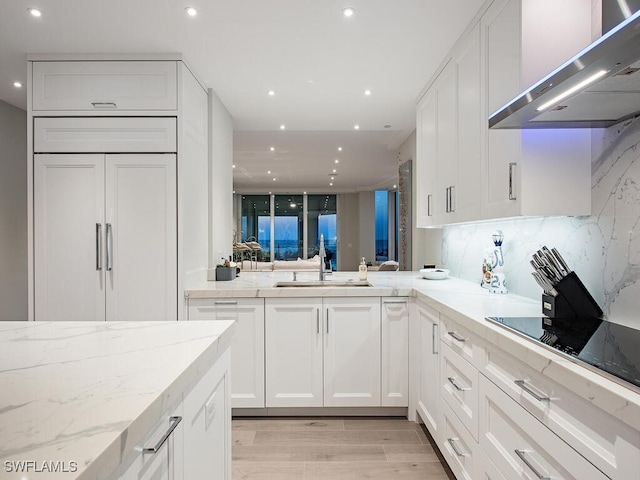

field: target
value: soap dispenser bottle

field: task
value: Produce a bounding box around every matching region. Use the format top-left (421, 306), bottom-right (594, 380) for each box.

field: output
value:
top-left (359, 257), bottom-right (368, 281)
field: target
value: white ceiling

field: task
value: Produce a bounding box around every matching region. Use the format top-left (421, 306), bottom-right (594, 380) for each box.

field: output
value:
top-left (0, 0), bottom-right (486, 192)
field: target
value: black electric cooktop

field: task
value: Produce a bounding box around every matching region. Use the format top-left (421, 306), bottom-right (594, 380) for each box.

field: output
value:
top-left (487, 316), bottom-right (640, 390)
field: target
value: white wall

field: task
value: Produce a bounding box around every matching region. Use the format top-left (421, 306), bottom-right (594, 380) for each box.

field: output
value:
top-left (208, 89), bottom-right (234, 278)
top-left (0, 100), bottom-right (27, 320)
top-left (337, 193), bottom-right (360, 271)
top-left (438, 118), bottom-right (640, 329)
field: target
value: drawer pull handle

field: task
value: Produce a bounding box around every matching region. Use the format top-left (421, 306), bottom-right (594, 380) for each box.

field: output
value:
top-left (514, 380), bottom-right (549, 402)
top-left (91, 102), bottom-right (117, 108)
top-left (515, 449), bottom-right (550, 480)
top-left (448, 376), bottom-right (470, 392)
top-left (142, 416), bottom-right (182, 454)
top-left (214, 301), bottom-right (238, 305)
top-left (432, 323), bottom-right (438, 355)
top-left (383, 300), bottom-right (407, 304)
top-left (447, 331), bottom-right (465, 342)
top-left (316, 308), bottom-right (320, 334)
top-left (447, 437), bottom-right (466, 457)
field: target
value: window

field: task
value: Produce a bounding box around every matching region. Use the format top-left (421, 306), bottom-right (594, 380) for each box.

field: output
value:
top-left (273, 195), bottom-right (303, 260)
top-left (240, 195), bottom-right (270, 260)
top-left (375, 190), bottom-right (388, 262)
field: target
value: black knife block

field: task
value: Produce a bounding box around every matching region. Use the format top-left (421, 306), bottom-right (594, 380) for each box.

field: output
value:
top-left (542, 271), bottom-right (603, 318)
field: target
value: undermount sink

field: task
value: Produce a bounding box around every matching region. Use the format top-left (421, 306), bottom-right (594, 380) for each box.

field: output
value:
top-left (274, 280), bottom-right (373, 288)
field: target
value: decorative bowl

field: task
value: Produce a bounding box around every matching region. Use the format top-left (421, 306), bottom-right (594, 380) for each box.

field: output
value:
top-left (419, 268), bottom-right (450, 280)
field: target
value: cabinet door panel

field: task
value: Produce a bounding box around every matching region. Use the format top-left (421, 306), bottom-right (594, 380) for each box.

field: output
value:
top-left (382, 299), bottom-right (408, 406)
top-left (417, 303), bottom-right (440, 441)
top-left (105, 154), bottom-right (177, 320)
top-left (188, 299), bottom-right (265, 408)
top-left (434, 60), bottom-right (457, 218)
top-left (265, 299), bottom-right (323, 407)
top-left (416, 88), bottom-right (437, 227)
top-left (324, 297), bottom-right (381, 407)
top-left (455, 24), bottom-right (482, 222)
top-left (183, 349), bottom-right (231, 480)
top-left (34, 154), bottom-right (105, 321)
top-left (32, 61), bottom-right (177, 111)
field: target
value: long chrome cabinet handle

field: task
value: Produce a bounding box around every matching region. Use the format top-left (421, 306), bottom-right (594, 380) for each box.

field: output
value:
top-left (432, 323), bottom-right (438, 355)
top-left (96, 223), bottom-right (102, 271)
top-left (316, 309), bottom-right (320, 334)
top-left (106, 223), bottom-right (113, 271)
top-left (447, 438), bottom-right (466, 457)
top-left (142, 416), bottom-right (182, 454)
top-left (514, 380), bottom-right (550, 402)
top-left (514, 449), bottom-right (550, 479)
top-left (427, 194), bottom-right (432, 217)
top-left (214, 301), bottom-right (238, 305)
top-left (509, 162), bottom-right (517, 200)
top-left (445, 187), bottom-right (450, 213)
top-left (448, 376), bottom-right (470, 392)
top-left (447, 331), bottom-right (465, 342)
top-left (449, 186), bottom-right (455, 212)
top-left (326, 309), bottom-right (329, 334)
top-left (91, 102), bottom-right (117, 108)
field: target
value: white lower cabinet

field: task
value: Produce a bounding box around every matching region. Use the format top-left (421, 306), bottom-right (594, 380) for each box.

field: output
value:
top-left (265, 297), bottom-right (383, 408)
top-left (415, 301), bottom-right (440, 440)
top-left (187, 298), bottom-right (265, 408)
top-left (381, 298), bottom-right (409, 407)
top-left (441, 342), bottom-right (479, 441)
top-left (183, 348), bottom-right (231, 480)
top-left (110, 349), bottom-right (231, 480)
top-left (118, 403), bottom-right (184, 480)
top-left (265, 298), bottom-right (324, 407)
top-left (479, 374), bottom-right (608, 480)
top-left (441, 400), bottom-right (478, 480)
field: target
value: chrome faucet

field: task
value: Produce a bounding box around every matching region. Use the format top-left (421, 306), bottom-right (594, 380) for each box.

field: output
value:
top-left (319, 233), bottom-right (326, 281)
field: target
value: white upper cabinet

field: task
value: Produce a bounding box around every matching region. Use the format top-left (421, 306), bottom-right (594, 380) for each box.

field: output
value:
top-left (32, 61), bottom-right (178, 111)
top-left (481, 0), bottom-right (593, 220)
top-left (416, 0), bottom-right (595, 226)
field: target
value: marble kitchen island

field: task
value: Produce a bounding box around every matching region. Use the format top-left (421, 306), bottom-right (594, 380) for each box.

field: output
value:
top-left (0, 320), bottom-right (235, 480)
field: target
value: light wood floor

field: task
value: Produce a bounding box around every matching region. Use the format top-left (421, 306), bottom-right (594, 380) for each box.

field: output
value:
top-left (232, 417), bottom-right (455, 480)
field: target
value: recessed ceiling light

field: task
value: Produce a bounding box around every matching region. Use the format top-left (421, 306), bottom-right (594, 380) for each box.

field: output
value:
top-left (354, 124), bottom-right (360, 130)
top-left (330, 182), bottom-right (334, 186)
top-left (335, 159), bottom-right (339, 164)
top-left (393, 184), bottom-right (397, 189)
top-left (185, 7), bottom-right (198, 17)
top-left (273, 178), bottom-right (276, 181)
top-left (267, 90), bottom-right (275, 96)
top-left (267, 170), bottom-right (271, 174)
top-left (342, 7), bottom-right (355, 17)
top-left (270, 146), bottom-right (275, 151)
top-left (13, 81), bottom-right (22, 88)
top-left (232, 164), bottom-right (236, 168)
top-left (280, 124), bottom-right (286, 130)
top-left (28, 8), bottom-right (42, 17)
top-left (330, 176), bottom-right (335, 181)
top-left (338, 147), bottom-right (342, 151)
top-left (303, 191), bottom-right (307, 194)
top-left (332, 169), bottom-right (336, 173)
top-left (364, 89), bottom-right (372, 96)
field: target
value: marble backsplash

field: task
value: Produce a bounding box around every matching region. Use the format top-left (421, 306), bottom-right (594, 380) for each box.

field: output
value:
top-left (441, 117), bottom-right (640, 329)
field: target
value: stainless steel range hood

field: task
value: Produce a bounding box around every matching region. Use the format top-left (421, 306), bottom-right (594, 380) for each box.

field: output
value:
top-left (489, 10), bottom-right (640, 129)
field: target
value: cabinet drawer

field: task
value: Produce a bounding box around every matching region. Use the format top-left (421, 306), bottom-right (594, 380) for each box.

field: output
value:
top-left (441, 342), bottom-right (479, 440)
top-left (479, 375), bottom-right (608, 480)
top-left (483, 343), bottom-right (637, 479)
top-left (34, 117), bottom-right (177, 153)
top-left (32, 61), bottom-right (177, 111)
top-left (440, 314), bottom-right (484, 368)
top-left (118, 402), bottom-right (184, 480)
top-left (441, 400), bottom-right (479, 480)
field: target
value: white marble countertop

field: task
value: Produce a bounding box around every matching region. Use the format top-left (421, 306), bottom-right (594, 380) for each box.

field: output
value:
top-left (186, 270), bottom-right (640, 432)
top-left (0, 320), bottom-right (235, 480)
